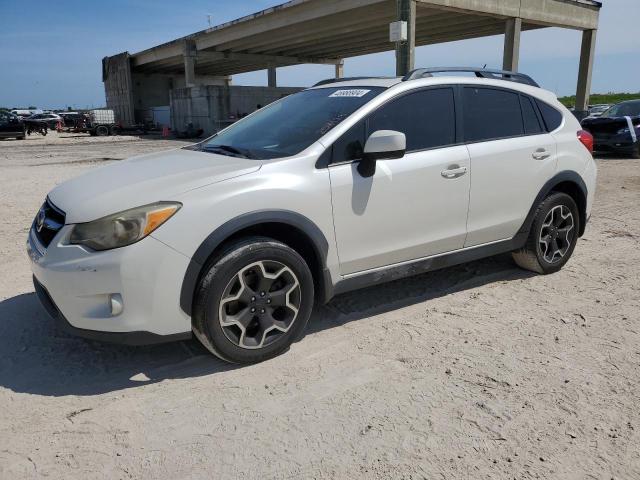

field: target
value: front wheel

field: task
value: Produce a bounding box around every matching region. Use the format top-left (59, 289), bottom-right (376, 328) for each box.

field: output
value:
top-left (512, 192), bottom-right (580, 274)
top-left (192, 237), bottom-right (314, 364)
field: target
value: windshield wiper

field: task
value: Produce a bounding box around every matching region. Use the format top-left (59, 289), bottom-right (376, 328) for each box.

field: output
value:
top-left (202, 144), bottom-right (254, 159)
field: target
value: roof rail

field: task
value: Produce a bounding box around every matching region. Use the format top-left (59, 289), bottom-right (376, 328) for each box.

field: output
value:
top-left (313, 76), bottom-right (395, 87)
top-left (403, 67), bottom-right (540, 88)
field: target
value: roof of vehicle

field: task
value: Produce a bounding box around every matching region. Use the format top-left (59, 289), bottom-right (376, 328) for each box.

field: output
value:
top-left (310, 75), bottom-right (560, 105)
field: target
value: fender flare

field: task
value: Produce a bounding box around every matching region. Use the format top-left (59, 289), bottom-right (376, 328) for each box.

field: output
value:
top-left (517, 170), bottom-right (589, 241)
top-left (179, 210), bottom-right (330, 316)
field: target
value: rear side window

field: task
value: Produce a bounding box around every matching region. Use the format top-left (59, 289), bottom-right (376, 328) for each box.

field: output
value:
top-left (521, 96), bottom-right (544, 135)
top-left (369, 88), bottom-right (456, 151)
top-left (535, 99), bottom-right (563, 131)
top-left (463, 87), bottom-right (524, 142)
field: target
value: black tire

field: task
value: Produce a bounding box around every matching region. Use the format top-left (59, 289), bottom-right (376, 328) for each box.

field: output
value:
top-left (95, 125), bottom-right (109, 136)
top-left (631, 142), bottom-right (640, 159)
top-left (512, 192), bottom-right (580, 274)
top-left (192, 237), bottom-right (314, 364)
top-left (110, 125), bottom-right (120, 136)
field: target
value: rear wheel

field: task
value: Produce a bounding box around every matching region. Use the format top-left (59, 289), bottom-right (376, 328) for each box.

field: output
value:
top-left (95, 125), bottom-right (109, 136)
top-left (192, 237), bottom-right (314, 364)
top-left (512, 192), bottom-right (580, 274)
top-left (631, 142), bottom-right (640, 159)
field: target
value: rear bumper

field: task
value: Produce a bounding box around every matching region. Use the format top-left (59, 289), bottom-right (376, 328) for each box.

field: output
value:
top-left (593, 135), bottom-right (638, 154)
top-left (33, 276), bottom-right (192, 346)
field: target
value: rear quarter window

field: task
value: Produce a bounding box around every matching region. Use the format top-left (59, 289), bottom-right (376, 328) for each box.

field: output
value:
top-left (535, 99), bottom-right (563, 132)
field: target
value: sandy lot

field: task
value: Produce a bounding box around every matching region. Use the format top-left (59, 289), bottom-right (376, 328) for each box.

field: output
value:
top-left (0, 132), bottom-right (638, 479)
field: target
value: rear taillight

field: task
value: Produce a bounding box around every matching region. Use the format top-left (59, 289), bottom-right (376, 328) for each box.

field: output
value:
top-left (577, 130), bottom-right (594, 154)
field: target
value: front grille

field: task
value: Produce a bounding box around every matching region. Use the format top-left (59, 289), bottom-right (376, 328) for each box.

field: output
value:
top-left (33, 199), bottom-right (66, 248)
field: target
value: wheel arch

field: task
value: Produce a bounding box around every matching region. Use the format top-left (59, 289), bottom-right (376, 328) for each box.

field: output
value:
top-left (180, 210), bottom-right (331, 317)
top-left (518, 171), bottom-right (589, 239)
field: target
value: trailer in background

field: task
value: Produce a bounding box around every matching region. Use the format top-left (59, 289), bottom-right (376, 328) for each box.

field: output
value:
top-left (72, 109), bottom-right (149, 136)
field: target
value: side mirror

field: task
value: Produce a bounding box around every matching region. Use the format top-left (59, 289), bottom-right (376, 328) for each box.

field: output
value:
top-left (358, 130), bottom-right (406, 177)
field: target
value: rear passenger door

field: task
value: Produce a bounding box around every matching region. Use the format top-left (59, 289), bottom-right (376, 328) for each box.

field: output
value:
top-left (463, 87), bottom-right (558, 247)
top-left (329, 87), bottom-right (471, 275)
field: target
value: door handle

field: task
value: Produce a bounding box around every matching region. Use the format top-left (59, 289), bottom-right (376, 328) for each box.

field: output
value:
top-left (532, 148), bottom-right (551, 160)
top-left (441, 166), bottom-right (468, 179)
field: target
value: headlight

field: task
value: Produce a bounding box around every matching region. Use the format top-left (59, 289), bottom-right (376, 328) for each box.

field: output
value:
top-left (70, 202), bottom-right (181, 251)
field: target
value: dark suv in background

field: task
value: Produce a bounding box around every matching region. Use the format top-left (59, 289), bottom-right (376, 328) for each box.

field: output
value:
top-left (0, 110), bottom-right (26, 140)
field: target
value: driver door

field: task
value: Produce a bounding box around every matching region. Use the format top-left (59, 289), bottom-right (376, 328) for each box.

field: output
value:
top-left (329, 87), bottom-right (471, 275)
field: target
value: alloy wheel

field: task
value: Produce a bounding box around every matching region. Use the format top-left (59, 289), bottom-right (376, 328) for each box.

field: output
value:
top-left (539, 205), bottom-right (575, 264)
top-left (218, 260), bottom-right (301, 350)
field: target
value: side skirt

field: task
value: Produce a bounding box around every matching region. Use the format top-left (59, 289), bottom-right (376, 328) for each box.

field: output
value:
top-left (330, 232), bottom-right (527, 298)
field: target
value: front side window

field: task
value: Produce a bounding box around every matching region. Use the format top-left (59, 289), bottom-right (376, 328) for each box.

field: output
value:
top-left (332, 120), bottom-right (366, 163)
top-left (200, 87), bottom-right (384, 160)
top-left (369, 88), bottom-right (456, 151)
top-left (463, 87), bottom-right (524, 142)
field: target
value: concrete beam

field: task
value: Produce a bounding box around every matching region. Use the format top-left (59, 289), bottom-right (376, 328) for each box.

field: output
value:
top-left (575, 29), bottom-right (597, 116)
top-left (196, 50), bottom-right (341, 66)
top-left (396, 0), bottom-right (416, 77)
top-left (268, 66), bottom-right (277, 87)
top-left (503, 17), bottom-right (521, 71)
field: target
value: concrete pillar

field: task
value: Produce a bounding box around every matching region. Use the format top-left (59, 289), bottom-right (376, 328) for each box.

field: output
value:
top-left (335, 59), bottom-right (345, 79)
top-left (183, 39), bottom-right (197, 88)
top-left (268, 66), bottom-right (277, 88)
top-left (395, 0), bottom-right (416, 77)
top-left (503, 18), bottom-right (522, 72)
top-left (575, 29), bottom-right (597, 118)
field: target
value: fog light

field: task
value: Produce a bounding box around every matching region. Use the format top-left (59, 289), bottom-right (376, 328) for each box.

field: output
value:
top-left (110, 294), bottom-right (124, 316)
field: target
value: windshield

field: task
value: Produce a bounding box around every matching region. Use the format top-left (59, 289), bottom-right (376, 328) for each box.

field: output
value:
top-left (601, 101), bottom-right (640, 118)
top-left (199, 86), bottom-right (385, 160)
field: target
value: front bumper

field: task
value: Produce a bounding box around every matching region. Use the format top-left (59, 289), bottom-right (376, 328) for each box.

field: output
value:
top-left (28, 224), bottom-right (193, 345)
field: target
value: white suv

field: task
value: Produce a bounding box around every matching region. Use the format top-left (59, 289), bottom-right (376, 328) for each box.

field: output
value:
top-left (28, 68), bottom-right (597, 364)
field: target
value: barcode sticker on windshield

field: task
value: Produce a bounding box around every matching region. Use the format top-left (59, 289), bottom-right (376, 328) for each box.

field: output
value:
top-left (329, 89), bottom-right (371, 98)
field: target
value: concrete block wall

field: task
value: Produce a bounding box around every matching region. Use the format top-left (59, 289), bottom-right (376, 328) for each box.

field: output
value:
top-left (170, 85), bottom-right (302, 135)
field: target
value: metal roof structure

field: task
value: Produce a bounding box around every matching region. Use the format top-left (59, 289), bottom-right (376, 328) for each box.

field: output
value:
top-left (129, 0), bottom-right (601, 77)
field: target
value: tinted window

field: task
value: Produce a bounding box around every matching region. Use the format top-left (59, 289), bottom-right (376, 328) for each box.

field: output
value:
top-left (535, 100), bottom-right (563, 131)
top-left (463, 87), bottom-right (524, 142)
top-left (332, 120), bottom-right (366, 163)
top-left (369, 88), bottom-right (456, 151)
top-left (521, 96), bottom-right (543, 135)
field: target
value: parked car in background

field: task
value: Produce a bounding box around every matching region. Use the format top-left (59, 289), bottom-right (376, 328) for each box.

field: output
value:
top-left (587, 104), bottom-right (612, 118)
top-left (59, 112), bottom-right (88, 129)
top-left (29, 68), bottom-right (597, 364)
top-left (27, 113), bottom-right (62, 129)
top-left (0, 110), bottom-right (26, 140)
top-left (582, 100), bottom-right (640, 158)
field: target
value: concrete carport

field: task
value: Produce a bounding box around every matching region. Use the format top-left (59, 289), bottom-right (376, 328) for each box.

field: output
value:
top-left (103, 0), bottom-right (601, 131)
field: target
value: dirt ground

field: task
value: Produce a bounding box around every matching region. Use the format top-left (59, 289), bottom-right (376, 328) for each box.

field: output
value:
top-left (0, 132), bottom-right (638, 480)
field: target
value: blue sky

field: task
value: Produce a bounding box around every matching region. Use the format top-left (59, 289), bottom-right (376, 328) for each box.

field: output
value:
top-left (0, 0), bottom-right (638, 109)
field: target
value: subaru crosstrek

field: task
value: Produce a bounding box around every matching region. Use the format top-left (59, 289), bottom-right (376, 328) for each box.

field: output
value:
top-left (28, 68), bottom-right (597, 364)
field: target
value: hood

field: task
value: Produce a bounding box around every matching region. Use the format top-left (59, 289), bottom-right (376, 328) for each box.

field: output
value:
top-left (49, 148), bottom-right (261, 223)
